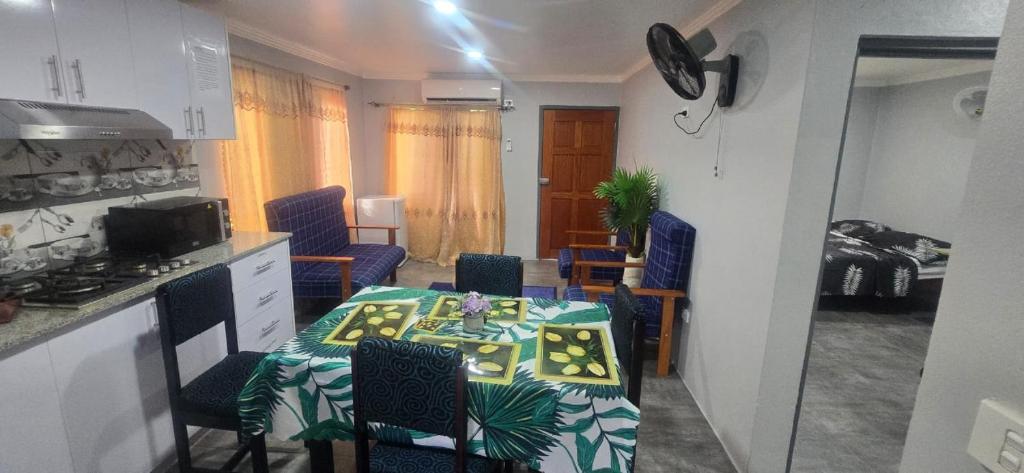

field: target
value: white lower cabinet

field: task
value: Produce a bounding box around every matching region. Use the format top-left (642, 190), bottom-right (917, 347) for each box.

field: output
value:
top-left (0, 343), bottom-right (75, 473)
top-left (48, 298), bottom-right (175, 473)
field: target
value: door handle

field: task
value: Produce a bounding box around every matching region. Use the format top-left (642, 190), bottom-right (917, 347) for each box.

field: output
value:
top-left (47, 55), bottom-right (63, 98)
top-left (538, 177), bottom-right (550, 186)
top-left (196, 107), bottom-right (207, 136)
top-left (184, 107), bottom-right (195, 137)
top-left (70, 59), bottom-right (85, 100)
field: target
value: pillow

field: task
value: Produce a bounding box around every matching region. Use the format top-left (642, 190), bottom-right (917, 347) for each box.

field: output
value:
top-left (861, 230), bottom-right (951, 264)
top-left (829, 219), bottom-right (890, 239)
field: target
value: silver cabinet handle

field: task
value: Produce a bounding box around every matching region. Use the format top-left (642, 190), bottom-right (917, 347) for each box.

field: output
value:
top-left (257, 289), bottom-right (279, 307)
top-left (254, 260), bottom-right (275, 275)
top-left (259, 319), bottom-right (281, 338)
top-left (47, 55), bottom-right (63, 98)
top-left (538, 177), bottom-right (551, 185)
top-left (184, 106), bottom-right (195, 136)
top-left (70, 59), bottom-right (85, 100)
top-left (196, 107), bottom-right (207, 136)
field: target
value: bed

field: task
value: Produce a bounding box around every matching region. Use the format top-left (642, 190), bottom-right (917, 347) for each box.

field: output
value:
top-left (820, 220), bottom-right (950, 297)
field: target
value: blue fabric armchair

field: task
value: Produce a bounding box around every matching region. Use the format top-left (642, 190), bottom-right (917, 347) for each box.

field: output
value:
top-left (264, 186), bottom-right (406, 301)
top-left (564, 211), bottom-right (696, 376)
top-left (557, 229), bottom-right (631, 284)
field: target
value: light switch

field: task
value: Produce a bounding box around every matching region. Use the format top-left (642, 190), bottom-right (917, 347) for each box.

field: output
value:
top-left (505, 138), bottom-right (512, 152)
top-left (968, 400), bottom-right (1024, 472)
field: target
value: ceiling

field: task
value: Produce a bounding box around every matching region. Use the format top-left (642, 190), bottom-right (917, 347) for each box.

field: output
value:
top-left (191, 0), bottom-right (728, 82)
top-left (854, 57), bottom-right (993, 87)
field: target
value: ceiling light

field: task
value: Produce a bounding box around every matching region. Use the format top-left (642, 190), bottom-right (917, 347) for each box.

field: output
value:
top-left (466, 49), bottom-right (484, 60)
top-left (433, 0), bottom-right (457, 15)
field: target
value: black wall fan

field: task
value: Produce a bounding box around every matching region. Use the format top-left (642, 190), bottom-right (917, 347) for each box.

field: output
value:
top-left (647, 23), bottom-right (739, 107)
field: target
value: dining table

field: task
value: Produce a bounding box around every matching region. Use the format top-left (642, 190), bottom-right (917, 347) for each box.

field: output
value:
top-left (238, 285), bottom-right (640, 473)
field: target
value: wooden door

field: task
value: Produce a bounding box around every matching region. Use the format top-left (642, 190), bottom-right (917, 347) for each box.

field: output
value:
top-left (538, 108), bottom-right (618, 259)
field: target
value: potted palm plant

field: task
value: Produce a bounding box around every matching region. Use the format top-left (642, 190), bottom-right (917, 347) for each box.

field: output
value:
top-left (593, 166), bottom-right (660, 286)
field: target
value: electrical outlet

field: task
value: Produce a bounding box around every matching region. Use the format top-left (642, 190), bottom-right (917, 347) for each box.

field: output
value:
top-left (679, 106), bottom-right (690, 118)
top-left (683, 309), bottom-right (691, 323)
top-left (968, 400), bottom-right (1024, 472)
top-left (505, 138), bottom-right (512, 152)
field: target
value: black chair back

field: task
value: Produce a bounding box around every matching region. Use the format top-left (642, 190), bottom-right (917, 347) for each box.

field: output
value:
top-left (455, 253), bottom-right (524, 297)
top-left (611, 284), bottom-right (646, 407)
top-left (352, 337), bottom-right (468, 473)
top-left (156, 264), bottom-right (239, 396)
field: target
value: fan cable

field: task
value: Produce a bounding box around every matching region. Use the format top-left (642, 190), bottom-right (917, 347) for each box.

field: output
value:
top-left (674, 99), bottom-right (718, 135)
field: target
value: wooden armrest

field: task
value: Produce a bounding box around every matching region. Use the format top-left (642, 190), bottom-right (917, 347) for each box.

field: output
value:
top-left (565, 230), bottom-right (617, 236)
top-left (581, 285), bottom-right (686, 299)
top-left (290, 256), bottom-right (354, 300)
top-left (348, 224), bottom-right (399, 230)
top-left (568, 244), bottom-right (628, 251)
top-left (574, 260), bottom-right (645, 269)
top-left (347, 224), bottom-right (398, 245)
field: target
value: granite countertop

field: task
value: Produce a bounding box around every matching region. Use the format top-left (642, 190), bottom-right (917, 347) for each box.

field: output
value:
top-left (0, 231), bottom-right (291, 357)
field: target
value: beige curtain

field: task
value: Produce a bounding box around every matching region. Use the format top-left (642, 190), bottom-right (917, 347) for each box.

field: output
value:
top-left (386, 107), bottom-right (504, 265)
top-left (219, 57), bottom-right (354, 232)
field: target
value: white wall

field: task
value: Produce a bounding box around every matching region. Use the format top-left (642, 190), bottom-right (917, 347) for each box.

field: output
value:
top-left (900, 2), bottom-right (1024, 470)
top-left (831, 86), bottom-right (879, 220)
top-left (750, 1), bottom-right (1009, 472)
top-left (617, 0), bottom-right (816, 468)
top-left (360, 79), bottom-right (622, 259)
top-left (834, 72), bottom-right (990, 241)
top-left (857, 72), bottom-right (989, 241)
top-left (196, 35), bottom-right (368, 201)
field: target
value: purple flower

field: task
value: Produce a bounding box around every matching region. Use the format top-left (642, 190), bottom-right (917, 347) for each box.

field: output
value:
top-left (461, 291), bottom-right (491, 316)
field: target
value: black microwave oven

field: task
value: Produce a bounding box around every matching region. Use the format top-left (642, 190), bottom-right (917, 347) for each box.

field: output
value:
top-left (106, 196), bottom-right (232, 258)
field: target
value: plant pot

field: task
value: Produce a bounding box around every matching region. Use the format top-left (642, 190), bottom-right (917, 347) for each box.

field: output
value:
top-left (623, 254), bottom-right (644, 287)
top-left (463, 313), bottom-right (485, 333)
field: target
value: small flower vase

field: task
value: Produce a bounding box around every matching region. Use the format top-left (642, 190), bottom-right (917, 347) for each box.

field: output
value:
top-left (461, 291), bottom-right (490, 334)
top-left (463, 311), bottom-right (485, 333)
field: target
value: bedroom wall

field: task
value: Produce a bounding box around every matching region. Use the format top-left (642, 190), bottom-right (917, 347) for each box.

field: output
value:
top-left (359, 78), bottom-right (622, 260)
top-left (749, 1), bottom-right (1009, 472)
top-left (831, 86), bottom-right (880, 221)
top-left (617, 0), bottom-right (816, 468)
top-left (856, 71), bottom-right (991, 242)
top-left (900, 2), bottom-right (1024, 470)
top-left (195, 35), bottom-right (368, 201)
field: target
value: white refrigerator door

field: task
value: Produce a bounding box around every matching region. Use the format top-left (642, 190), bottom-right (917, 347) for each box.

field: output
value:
top-left (356, 195), bottom-right (408, 265)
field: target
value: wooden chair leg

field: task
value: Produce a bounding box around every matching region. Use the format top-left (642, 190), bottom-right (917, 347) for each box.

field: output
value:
top-left (656, 297), bottom-right (675, 377)
top-left (250, 433), bottom-right (270, 473)
top-left (389, 270), bottom-right (397, 284)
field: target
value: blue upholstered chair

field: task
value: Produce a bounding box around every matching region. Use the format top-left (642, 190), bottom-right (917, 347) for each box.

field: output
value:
top-left (611, 284), bottom-right (647, 408)
top-left (564, 211), bottom-right (696, 376)
top-left (557, 228), bottom-right (631, 284)
top-left (155, 264), bottom-right (269, 473)
top-left (352, 338), bottom-right (502, 473)
top-left (264, 186), bottom-right (405, 301)
top-left (455, 253), bottom-right (524, 297)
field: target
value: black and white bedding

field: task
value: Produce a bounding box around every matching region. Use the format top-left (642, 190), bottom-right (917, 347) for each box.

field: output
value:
top-left (820, 220), bottom-right (951, 298)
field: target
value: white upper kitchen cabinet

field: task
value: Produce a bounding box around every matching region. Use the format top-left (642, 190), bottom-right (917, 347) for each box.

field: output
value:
top-left (127, 0), bottom-right (194, 139)
top-left (0, 343), bottom-right (75, 473)
top-left (0, 0), bottom-right (65, 103)
top-left (182, 4), bottom-right (236, 139)
top-left (51, 0), bottom-right (138, 109)
top-left (48, 298), bottom-right (175, 473)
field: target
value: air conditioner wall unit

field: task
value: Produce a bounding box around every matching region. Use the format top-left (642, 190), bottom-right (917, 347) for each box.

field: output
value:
top-left (421, 80), bottom-right (502, 104)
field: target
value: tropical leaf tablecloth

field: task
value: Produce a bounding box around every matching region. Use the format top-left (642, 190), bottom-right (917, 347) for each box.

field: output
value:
top-left (239, 286), bottom-right (640, 473)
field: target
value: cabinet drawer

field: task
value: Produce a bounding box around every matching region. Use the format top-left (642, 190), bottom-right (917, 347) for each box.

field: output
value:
top-left (229, 241), bottom-right (290, 292)
top-left (237, 298), bottom-right (295, 353)
top-left (233, 269), bottom-right (292, 327)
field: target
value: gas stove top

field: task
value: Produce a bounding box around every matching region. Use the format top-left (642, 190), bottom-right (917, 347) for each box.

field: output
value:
top-left (0, 254), bottom-right (197, 309)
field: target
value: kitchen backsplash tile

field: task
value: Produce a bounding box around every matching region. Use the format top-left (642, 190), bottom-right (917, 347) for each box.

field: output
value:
top-left (0, 139), bottom-right (202, 276)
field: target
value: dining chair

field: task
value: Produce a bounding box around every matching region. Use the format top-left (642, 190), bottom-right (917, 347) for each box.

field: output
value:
top-left (265, 186), bottom-right (405, 302)
top-left (155, 264), bottom-right (270, 473)
top-left (611, 284), bottom-right (647, 407)
top-left (564, 210), bottom-right (696, 376)
top-left (352, 337), bottom-right (503, 473)
top-left (455, 253), bottom-right (524, 297)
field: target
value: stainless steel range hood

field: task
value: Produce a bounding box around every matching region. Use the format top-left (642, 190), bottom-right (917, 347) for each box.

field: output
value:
top-left (0, 99), bottom-right (172, 140)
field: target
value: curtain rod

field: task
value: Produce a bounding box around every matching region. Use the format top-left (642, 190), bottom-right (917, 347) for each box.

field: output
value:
top-left (231, 55), bottom-right (350, 90)
top-left (367, 101), bottom-right (514, 112)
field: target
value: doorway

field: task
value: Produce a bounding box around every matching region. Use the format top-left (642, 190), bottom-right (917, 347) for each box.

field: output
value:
top-left (537, 107), bottom-right (618, 259)
top-left (789, 36), bottom-right (997, 473)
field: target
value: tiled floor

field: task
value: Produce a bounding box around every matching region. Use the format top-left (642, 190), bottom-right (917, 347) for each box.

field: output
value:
top-left (175, 259), bottom-right (735, 473)
top-left (790, 297), bottom-right (935, 473)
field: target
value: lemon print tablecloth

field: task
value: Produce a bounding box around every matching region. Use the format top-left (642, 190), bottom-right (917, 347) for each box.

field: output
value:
top-left (239, 286), bottom-right (640, 473)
